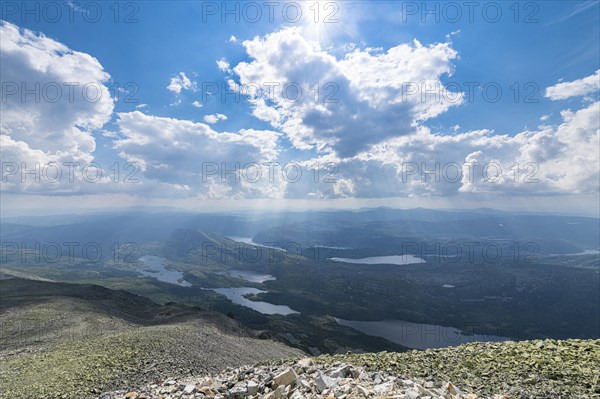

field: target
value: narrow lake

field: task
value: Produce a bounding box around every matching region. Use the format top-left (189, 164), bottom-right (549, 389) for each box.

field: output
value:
top-left (329, 255), bottom-right (426, 265)
top-left (206, 287), bottom-right (299, 316)
top-left (138, 255), bottom-right (192, 287)
top-left (335, 318), bottom-right (510, 349)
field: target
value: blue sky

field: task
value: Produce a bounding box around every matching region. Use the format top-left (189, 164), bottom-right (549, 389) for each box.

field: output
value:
top-left (8, 1), bottom-right (597, 131)
top-left (1, 1), bottom-right (599, 215)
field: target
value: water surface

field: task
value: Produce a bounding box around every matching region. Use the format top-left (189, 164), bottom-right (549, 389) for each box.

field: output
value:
top-left (227, 236), bottom-right (286, 251)
top-left (206, 287), bottom-right (298, 316)
top-left (138, 255), bottom-right (191, 287)
top-left (329, 254), bottom-right (426, 265)
top-left (335, 318), bottom-right (509, 349)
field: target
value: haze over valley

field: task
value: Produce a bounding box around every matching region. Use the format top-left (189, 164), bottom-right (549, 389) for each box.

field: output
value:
top-left (1, 1), bottom-right (599, 398)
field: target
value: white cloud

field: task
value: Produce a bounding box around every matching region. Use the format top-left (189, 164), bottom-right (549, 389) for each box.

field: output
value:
top-left (217, 58), bottom-right (232, 73)
top-left (545, 70), bottom-right (600, 100)
top-left (203, 113), bottom-right (228, 124)
top-left (229, 35), bottom-right (238, 43)
top-left (166, 72), bottom-right (197, 94)
top-left (0, 21), bottom-right (113, 170)
top-left (0, 22), bottom-right (161, 196)
top-left (284, 101), bottom-right (599, 199)
top-left (2, 22), bottom-right (597, 205)
top-left (231, 27), bottom-right (462, 157)
top-left (113, 111), bottom-right (282, 198)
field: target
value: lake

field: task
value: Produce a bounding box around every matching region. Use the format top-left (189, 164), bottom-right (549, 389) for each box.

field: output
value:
top-left (227, 236), bottom-right (285, 251)
top-left (138, 255), bottom-right (192, 287)
top-left (335, 318), bottom-right (510, 349)
top-left (206, 287), bottom-right (299, 316)
top-left (329, 254), bottom-right (426, 266)
top-left (227, 269), bottom-right (276, 283)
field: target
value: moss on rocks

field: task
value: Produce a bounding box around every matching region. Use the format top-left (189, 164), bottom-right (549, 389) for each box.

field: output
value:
top-left (317, 339), bottom-right (600, 398)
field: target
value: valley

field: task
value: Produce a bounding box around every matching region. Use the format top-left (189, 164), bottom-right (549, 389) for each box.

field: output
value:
top-left (2, 4), bottom-right (599, 397)
top-left (2, 208), bottom-right (598, 357)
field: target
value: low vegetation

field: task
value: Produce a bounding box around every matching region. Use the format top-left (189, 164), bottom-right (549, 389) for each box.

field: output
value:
top-left (318, 339), bottom-right (600, 398)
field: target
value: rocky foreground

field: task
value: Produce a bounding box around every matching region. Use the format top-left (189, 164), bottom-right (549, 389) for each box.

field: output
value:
top-left (98, 339), bottom-right (600, 399)
top-left (98, 358), bottom-right (503, 399)
top-left (319, 339), bottom-right (600, 398)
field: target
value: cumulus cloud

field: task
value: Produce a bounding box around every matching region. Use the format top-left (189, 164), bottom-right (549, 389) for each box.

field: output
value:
top-left (0, 20), bottom-right (114, 194)
top-left (545, 70), bottom-right (600, 100)
top-left (230, 27), bottom-right (462, 157)
top-left (203, 113), bottom-right (228, 124)
top-left (166, 72), bottom-right (196, 94)
top-left (3, 22), bottom-right (597, 204)
top-left (118, 98), bottom-right (596, 201)
top-left (217, 58), bottom-right (232, 73)
top-left (118, 29), bottom-right (598, 201)
top-left (112, 111), bottom-right (282, 198)
top-left (284, 101), bottom-right (599, 199)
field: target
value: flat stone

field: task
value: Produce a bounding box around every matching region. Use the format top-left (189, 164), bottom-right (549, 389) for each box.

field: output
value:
top-left (373, 381), bottom-right (394, 395)
top-left (329, 364), bottom-right (351, 378)
top-left (298, 378), bottom-right (312, 391)
top-left (297, 358), bottom-right (314, 368)
top-left (182, 385), bottom-right (196, 394)
top-left (405, 388), bottom-right (419, 399)
top-left (315, 372), bottom-right (338, 393)
top-left (273, 368), bottom-right (298, 387)
top-left (247, 380), bottom-right (259, 395)
top-left (357, 385), bottom-right (370, 397)
top-left (228, 384), bottom-right (247, 399)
